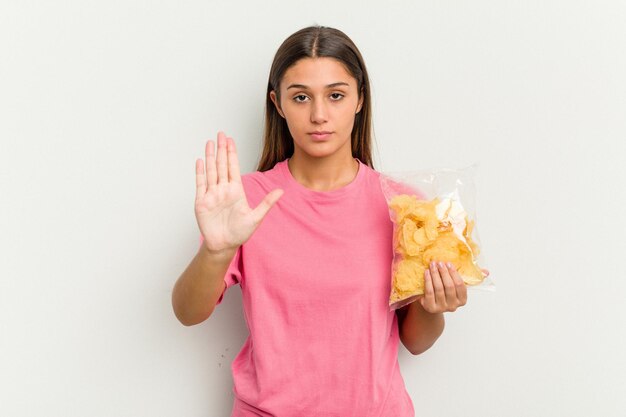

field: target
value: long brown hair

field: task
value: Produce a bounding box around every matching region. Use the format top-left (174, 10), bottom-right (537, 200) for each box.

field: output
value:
top-left (256, 25), bottom-right (375, 172)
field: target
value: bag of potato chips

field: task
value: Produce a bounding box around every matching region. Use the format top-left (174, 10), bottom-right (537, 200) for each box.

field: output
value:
top-left (379, 163), bottom-right (495, 311)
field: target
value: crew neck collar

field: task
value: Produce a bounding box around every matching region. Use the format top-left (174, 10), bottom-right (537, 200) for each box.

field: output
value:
top-left (279, 157), bottom-right (366, 200)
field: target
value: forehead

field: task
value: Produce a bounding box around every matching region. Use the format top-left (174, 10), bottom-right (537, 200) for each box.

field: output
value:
top-left (281, 57), bottom-right (356, 89)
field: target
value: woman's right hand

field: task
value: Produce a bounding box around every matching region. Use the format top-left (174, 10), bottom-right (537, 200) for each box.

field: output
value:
top-left (195, 131), bottom-right (284, 254)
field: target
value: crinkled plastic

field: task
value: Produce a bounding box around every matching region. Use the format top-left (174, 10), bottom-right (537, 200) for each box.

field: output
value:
top-left (379, 163), bottom-right (495, 311)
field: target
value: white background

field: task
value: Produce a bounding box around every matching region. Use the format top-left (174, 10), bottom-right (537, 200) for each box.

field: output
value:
top-left (1, 1), bottom-right (625, 416)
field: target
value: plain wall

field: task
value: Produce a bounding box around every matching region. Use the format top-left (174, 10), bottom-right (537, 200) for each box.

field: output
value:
top-left (1, 1), bottom-right (624, 416)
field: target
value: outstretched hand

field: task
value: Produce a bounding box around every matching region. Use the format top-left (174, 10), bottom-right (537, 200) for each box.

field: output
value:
top-left (195, 131), bottom-right (283, 254)
top-left (419, 261), bottom-right (490, 314)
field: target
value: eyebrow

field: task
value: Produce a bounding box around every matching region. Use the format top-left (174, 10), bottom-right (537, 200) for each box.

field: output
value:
top-left (286, 82), bottom-right (350, 90)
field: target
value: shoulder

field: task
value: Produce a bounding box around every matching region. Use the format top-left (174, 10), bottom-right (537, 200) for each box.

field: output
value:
top-left (238, 164), bottom-right (284, 203)
top-left (240, 165), bottom-right (280, 188)
top-left (377, 171), bottom-right (428, 200)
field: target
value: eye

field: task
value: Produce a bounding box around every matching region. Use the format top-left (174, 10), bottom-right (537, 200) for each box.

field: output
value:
top-left (293, 94), bottom-right (308, 103)
top-left (330, 93), bottom-right (344, 100)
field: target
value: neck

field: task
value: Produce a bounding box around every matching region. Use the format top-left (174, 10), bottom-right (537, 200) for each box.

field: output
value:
top-left (287, 153), bottom-right (359, 192)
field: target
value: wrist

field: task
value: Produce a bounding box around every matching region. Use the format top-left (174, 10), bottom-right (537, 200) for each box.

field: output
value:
top-left (411, 298), bottom-right (444, 320)
top-left (199, 243), bottom-right (238, 262)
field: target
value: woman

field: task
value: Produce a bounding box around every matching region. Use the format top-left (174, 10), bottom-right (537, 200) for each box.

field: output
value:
top-left (172, 25), bottom-right (488, 417)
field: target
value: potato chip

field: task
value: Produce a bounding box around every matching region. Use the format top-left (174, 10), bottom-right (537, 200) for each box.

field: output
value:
top-left (412, 227), bottom-right (429, 247)
top-left (389, 258), bottom-right (425, 304)
top-left (387, 193), bottom-right (485, 308)
top-left (401, 219), bottom-right (421, 256)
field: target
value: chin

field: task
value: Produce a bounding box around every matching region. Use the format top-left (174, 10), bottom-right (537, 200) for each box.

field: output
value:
top-left (293, 136), bottom-right (350, 158)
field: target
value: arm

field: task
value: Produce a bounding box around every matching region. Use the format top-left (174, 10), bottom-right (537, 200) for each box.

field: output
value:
top-left (171, 245), bottom-right (237, 326)
top-left (397, 260), bottom-right (468, 355)
top-left (397, 302), bottom-right (445, 355)
top-left (174, 131), bottom-right (282, 326)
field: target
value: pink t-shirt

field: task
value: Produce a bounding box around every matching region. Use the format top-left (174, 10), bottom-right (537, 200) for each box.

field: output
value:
top-left (199, 158), bottom-right (415, 417)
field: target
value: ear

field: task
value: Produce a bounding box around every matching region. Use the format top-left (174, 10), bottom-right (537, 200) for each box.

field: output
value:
top-left (270, 90), bottom-right (286, 119)
top-left (356, 89), bottom-right (364, 114)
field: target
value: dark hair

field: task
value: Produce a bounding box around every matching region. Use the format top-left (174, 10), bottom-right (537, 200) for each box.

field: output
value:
top-left (256, 25), bottom-right (375, 172)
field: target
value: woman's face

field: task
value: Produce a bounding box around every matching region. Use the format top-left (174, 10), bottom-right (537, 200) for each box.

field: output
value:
top-left (270, 57), bottom-right (364, 159)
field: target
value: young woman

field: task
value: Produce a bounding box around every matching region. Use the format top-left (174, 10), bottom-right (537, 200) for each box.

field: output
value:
top-left (172, 25), bottom-right (489, 417)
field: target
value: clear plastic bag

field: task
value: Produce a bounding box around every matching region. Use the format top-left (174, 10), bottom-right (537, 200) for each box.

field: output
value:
top-left (379, 163), bottom-right (495, 311)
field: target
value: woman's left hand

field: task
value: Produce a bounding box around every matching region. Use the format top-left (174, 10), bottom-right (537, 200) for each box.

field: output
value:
top-left (419, 261), bottom-right (490, 314)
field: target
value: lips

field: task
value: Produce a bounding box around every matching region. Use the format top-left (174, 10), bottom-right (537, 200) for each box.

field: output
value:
top-left (309, 131), bottom-right (333, 140)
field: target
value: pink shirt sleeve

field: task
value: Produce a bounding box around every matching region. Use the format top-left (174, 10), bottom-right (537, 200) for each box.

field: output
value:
top-left (380, 173), bottom-right (428, 200)
top-left (199, 234), bottom-right (242, 306)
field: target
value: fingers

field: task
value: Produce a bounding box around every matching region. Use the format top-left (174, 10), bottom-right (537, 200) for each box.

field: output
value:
top-left (421, 267), bottom-right (435, 311)
top-left (205, 138), bottom-right (217, 191)
top-left (437, 261), bottom-right (460, 310)
top-left (421, 261), bottom-right (467, 313)
top-left (216, 131), bottom-right (228, 185)
top-left (195, 158), bottom-right (207, 199)
top-left (250, 188), bottom-right (284, 225)
top-left (226, 135), bottom-right (242, 183)
top-left (429, 261), bottom-right (446, 308)
top-left (449, 263), bottom-right (467, 306)
top-left (204, 131), bottom-right (241, 192)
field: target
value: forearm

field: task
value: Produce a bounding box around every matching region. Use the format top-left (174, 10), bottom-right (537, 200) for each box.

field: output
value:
top-left (399, 300), bottom-right (445, 355)
top-left (171, 245), bottom-right (236, 326)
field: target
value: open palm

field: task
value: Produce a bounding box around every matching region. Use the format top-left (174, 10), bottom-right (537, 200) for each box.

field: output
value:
top-left (195, 131), bottom-right (283, 254)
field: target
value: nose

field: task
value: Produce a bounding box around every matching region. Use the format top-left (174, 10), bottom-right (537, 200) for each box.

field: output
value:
top-left (310, 99), bottom-right (328, 123)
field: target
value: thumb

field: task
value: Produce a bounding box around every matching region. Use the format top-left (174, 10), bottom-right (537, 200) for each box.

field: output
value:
top-left (250, 188), bottom-right (284, 224)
